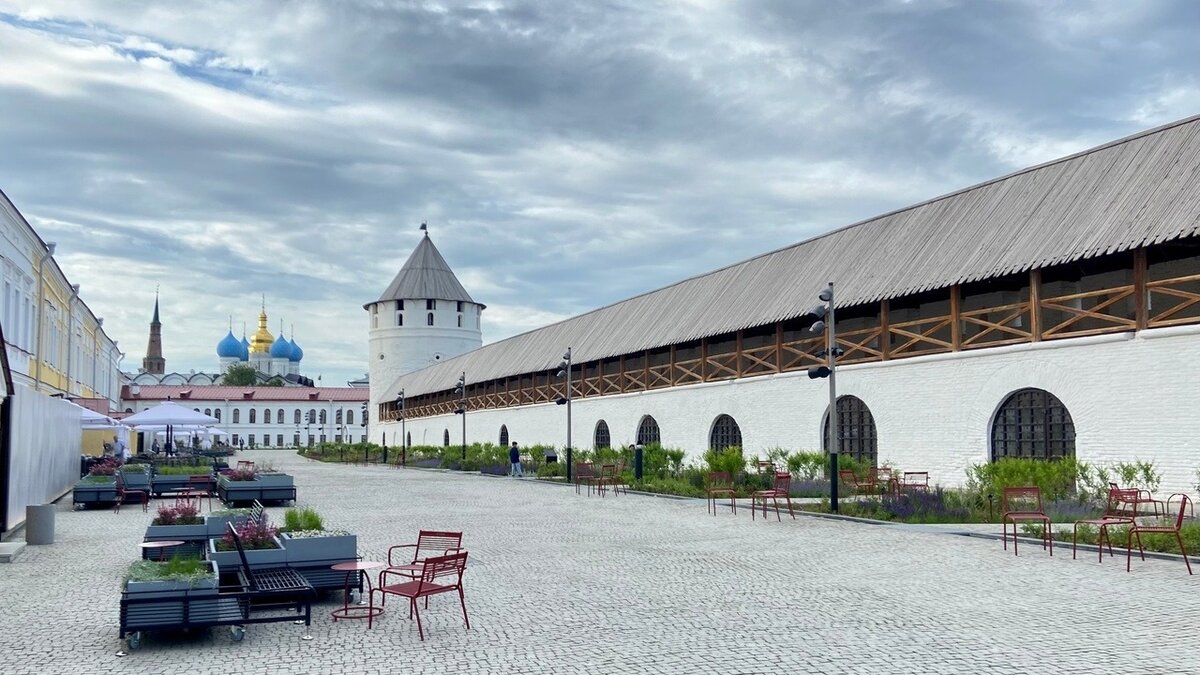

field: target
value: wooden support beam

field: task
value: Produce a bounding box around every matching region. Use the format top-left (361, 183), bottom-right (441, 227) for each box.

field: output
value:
top-left (643, 350), bottom-right (650, 390)
top-left (619, 355), bottom-right (627, 393)
top-left (700, 337), bottom-right (708, 382)
top-left (879, 300), bottom-right (890, 360)
top-left (774, 322), bottom-right (783, 373)
top-left (1134, 247), bottom-right (1148, 330)
top-left (669, 344), bottom-right (677, 386)
top-left (949, 285), bottom-right (962, 351)
top-left (1029, 269), bottom-right (1042, 342)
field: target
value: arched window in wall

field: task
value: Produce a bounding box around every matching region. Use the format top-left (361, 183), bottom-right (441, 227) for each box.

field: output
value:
top-left (636, 415), bottom-right (660, 446)
top-left (427, 313), bottom-right (434, 326)
top-left (406, 432), bottom-right (412, 448)
top-left (249, 409), bottom-right (256, 424)
top-left (443, 429), bottom-right (450, 447)
top-left (823, 395), bottom-right (877, 467)
top-left (308, 409), bottom-right (316, 424)
top-left (277, 408), bottom-right (285, 424)
top-left (991, 388), bottom-right (1076, 461)
top-left (709, 414), bottom-right (742, 451)
top-left (264, 409), bottom-right (272, 424)
top-left (499, 425), bottom-right (509, 446)
top-left (319, 410), bottom-right (327, 424)
top-left (232, 409), bottom-right (240, 424)
top-left (336, 409), bottom-right (343, 425)
top-left (214, 409), bottom-right (221, 421)
top-left (204, 408), bottom-right (211, 416)
top-left (346, 410), bottom-right (355, 425)
top-left (594, 420), bottom-right (610, 449)
top-left (294, 409), bottom-right (301, 425)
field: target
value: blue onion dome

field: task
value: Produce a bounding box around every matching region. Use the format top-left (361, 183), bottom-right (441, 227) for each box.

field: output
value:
top-left (217, 331), bottom-right (243, 358)
top-left (270, 334), bottom-right (293, 358)
top-left (239, 336), bottom-right (250, 361)
top-left (289, 338), bottom-right (303, 362)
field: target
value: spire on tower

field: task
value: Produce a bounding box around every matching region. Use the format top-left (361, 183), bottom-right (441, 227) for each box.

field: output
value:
top-left (152, 286), bottom-right (160, 324)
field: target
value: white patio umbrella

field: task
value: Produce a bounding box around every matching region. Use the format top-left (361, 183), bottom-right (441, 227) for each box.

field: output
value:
top-left (122, 401), bottom-right (219, 452)
top-left (121, 401), bottom-right (219, 426)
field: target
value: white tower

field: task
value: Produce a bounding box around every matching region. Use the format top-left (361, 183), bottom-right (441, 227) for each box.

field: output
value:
top-left (366, 229), bottom-right (484, 436)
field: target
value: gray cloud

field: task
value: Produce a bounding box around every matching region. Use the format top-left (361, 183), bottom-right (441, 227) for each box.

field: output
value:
top-left (0, 0), bottom-right (1196, 385)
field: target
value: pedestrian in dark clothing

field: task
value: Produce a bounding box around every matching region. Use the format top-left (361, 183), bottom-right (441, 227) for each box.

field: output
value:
top-left (509, 441), bottom-right (523, 477)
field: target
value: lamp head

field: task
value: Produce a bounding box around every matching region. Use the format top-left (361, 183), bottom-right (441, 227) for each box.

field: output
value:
top-left (818, 288), bottom-right (833, 302)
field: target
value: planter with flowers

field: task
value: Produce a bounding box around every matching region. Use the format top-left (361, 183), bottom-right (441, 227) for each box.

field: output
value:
top-left (143, 503), bottom-right (207, 559)
top-left (216, 467), bottom-right (296, 505)
top-left (73, 459), bottom-right (120, 507)
top-left (207, 519), bottom-right (286, 570)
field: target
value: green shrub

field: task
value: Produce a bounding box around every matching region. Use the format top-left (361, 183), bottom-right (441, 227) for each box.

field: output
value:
top-left (787, 451), bottom-right (825, 480)
top-left (281, 507), bottom-right (324, 533)
top-left (703, 447), bottom-right (745, 476)
top-left (966, 457), bottom-right (1082, 502)
top-left (537, 462), bottom-right (565, 478)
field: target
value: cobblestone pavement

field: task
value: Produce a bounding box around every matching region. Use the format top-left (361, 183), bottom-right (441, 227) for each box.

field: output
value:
top-left (2, 450), bottom-right (1197, 674)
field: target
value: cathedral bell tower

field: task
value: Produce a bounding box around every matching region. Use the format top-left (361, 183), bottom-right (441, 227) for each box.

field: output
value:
top-left (142, 291), bottom-right (166, 375)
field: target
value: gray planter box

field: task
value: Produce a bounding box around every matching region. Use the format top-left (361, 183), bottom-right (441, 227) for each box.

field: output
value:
top-left (151, 473), bottom-right (213, 497)
top-left (205, 513), bottom-right (251, 537)
top-left (119, 468), bottom-right (152, 490)
top-left (143, 522), bottom-right (209, 559)
top-left (73, 479), bottom-right (117, 506)
top-left (207, 536), bottom-right (286, 570)
top-left (253, 473), bottom-right (294, 488)
top-left (122, 561), bottom-right (220, 629)
top-left (217, 475), bottom-right (296, 504)
top-left (280, 532), bottom-right (357, 566)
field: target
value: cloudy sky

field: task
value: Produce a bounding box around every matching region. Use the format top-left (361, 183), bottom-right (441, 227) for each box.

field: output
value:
top-left (0, 0), bottom-right (1197, 386)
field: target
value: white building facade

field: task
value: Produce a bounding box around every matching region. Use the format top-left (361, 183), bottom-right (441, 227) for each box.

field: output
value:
top-left (372, 116), bottom-right (1200, 494)
top-left (122, 385), bottom-right (369, 448)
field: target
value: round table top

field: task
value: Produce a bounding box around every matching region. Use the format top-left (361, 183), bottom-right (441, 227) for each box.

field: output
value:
top-left (139, 540), bottom-right (185, 549)
top-left (331, 561), bottom-right (385, 571)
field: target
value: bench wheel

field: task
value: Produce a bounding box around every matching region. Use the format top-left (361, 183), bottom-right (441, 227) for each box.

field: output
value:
top-left (126, 632), bottom-right (142, 651)
top-left (230, 625), bottom-right (246, 642)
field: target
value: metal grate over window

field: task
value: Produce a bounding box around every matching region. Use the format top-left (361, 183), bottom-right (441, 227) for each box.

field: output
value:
top-left (709, 414), bottom-right (742, 451)
top-left (443, 429), bottom-right (450, 447)
top-left (823, 395), bottom-right (878, 467)
top-left (636, 415), bottom-right (660, 446)
top-left (499, 424), bottom-right (509, 447)
top-left (594, 420), bottom-right (610, 449)
top-left (991, 388), bottom-right (1075, 461)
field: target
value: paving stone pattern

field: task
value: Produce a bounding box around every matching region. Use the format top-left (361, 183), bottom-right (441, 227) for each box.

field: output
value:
top-left (1, 450), bottom-right (1196, 674)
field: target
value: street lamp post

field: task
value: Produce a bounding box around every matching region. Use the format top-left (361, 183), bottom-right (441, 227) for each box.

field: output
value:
top-left (454, 373), bottom-right (467, 461)
top-left (555, 348), bottom-right (572, 482)
top-left (396, 389), bottom-right (406, 466)
top-left (805, 282), bottom-right (841, 513)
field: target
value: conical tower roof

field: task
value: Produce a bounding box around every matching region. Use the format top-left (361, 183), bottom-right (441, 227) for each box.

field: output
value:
top-left (370, 232), bottom-right (479, 307)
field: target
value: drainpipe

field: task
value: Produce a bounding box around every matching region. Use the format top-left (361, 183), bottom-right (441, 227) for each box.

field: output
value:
top-left (33, 241), bottom-right (56, 394)
top-left (66, 284), bottom-right (79, 396)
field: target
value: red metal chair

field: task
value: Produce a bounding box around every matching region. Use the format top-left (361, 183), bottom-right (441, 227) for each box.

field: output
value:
top-left (751, 472), bottom-right (795, 522)
top-left (381, 530), bottom-right (463, 584)
top-left (236, 460), bottom-right (256, 471)
top-left (371, 551), bottom-right (470, 639)
top-left (839, 469), bottom-right (867, 496)
top-left (899, 472), bottom-right (929, 493)
top-left (177, 474), bottom-right (214, 512)
top-left (706, 472), bottom-right (736, 515)
top-left (574, 463), bottom-right (600, 496)
top-left (1127, 494), bottom-right (1192, 575)
top-left (113, 473), bottom-right (148, 513)
top-left (1073, 488), bottom-right (1136, 562)
top-left (1001, 487), bottom-right (1052, 557)
top-left (1108, 481), bottom-right (1163, 518)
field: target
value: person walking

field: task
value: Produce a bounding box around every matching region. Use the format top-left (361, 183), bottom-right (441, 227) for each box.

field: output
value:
top-left (509, 441), bottom-right (524, 478)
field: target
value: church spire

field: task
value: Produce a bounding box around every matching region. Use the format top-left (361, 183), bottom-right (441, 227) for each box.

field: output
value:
top-left (142, 289), bottom-right (165, 375)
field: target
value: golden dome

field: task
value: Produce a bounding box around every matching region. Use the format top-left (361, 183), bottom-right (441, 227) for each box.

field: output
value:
top-left (249, 310), bottom-right (274, 353)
